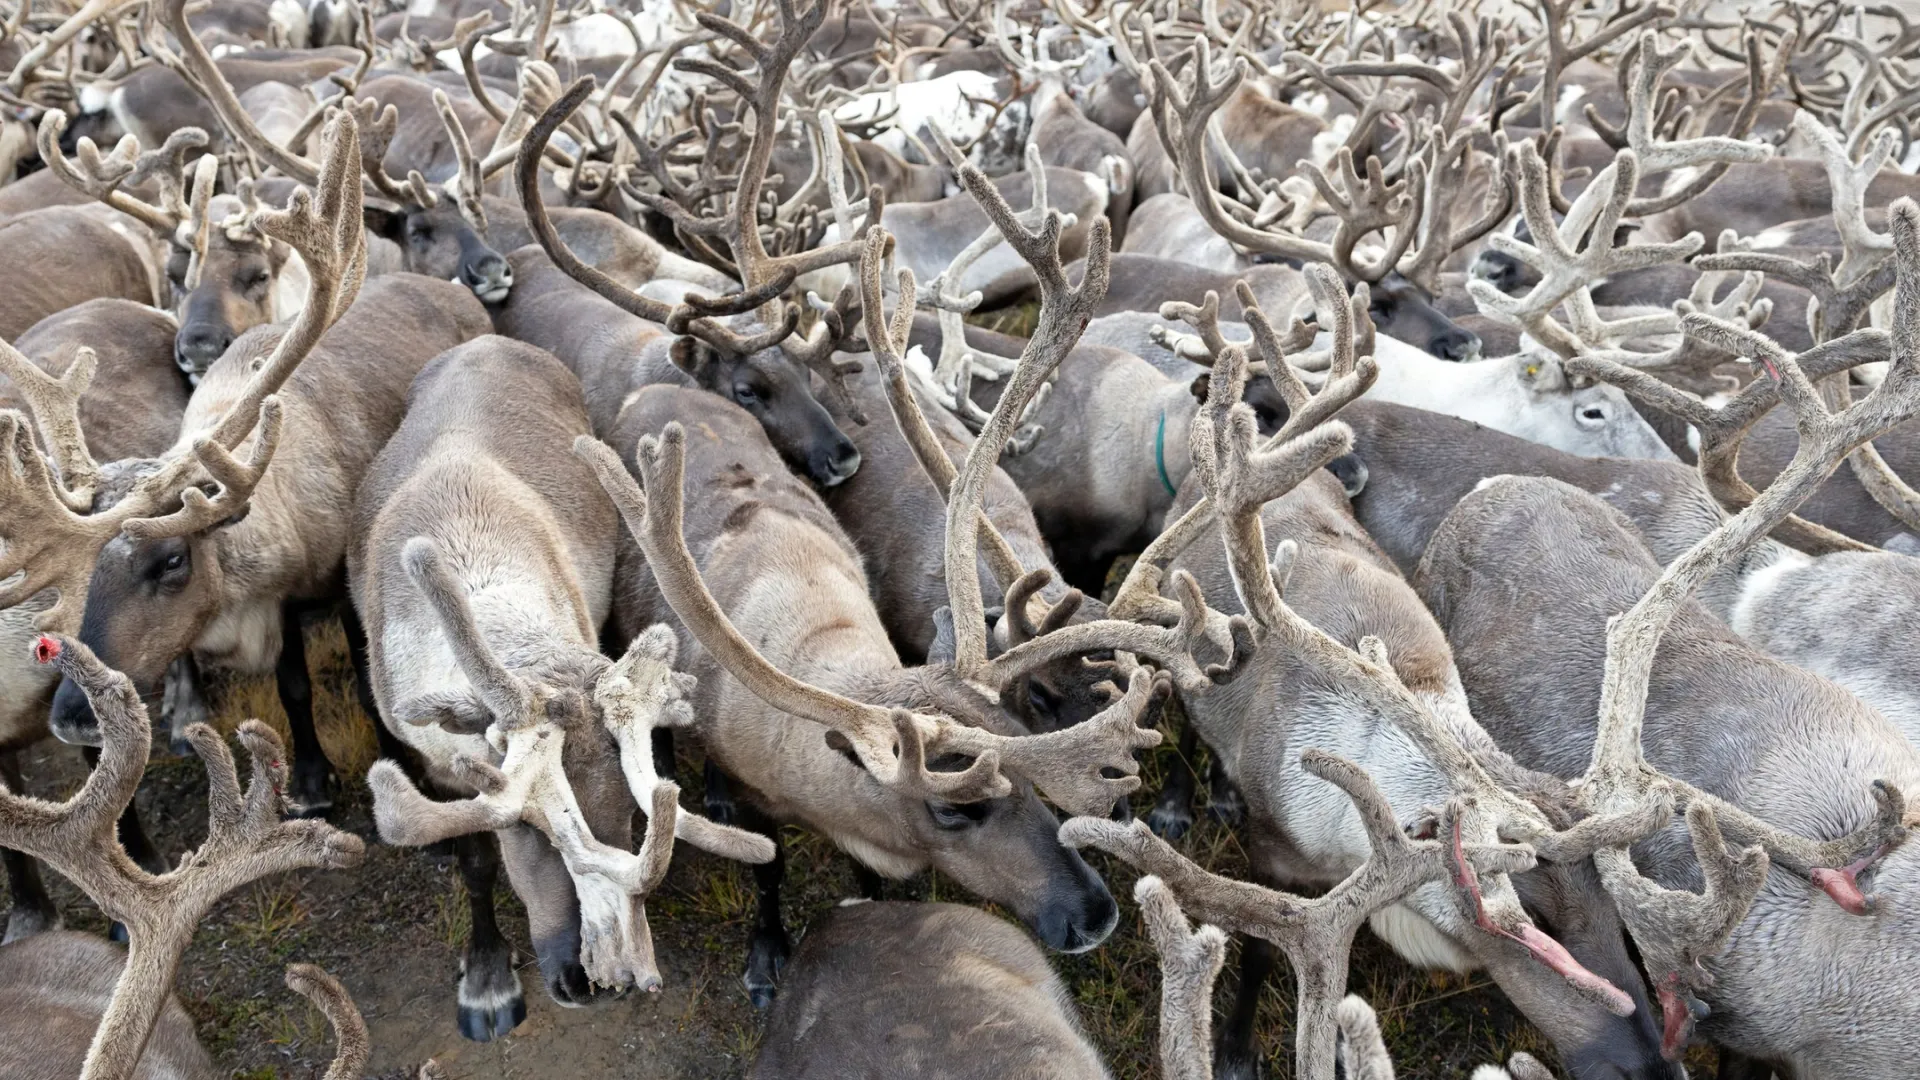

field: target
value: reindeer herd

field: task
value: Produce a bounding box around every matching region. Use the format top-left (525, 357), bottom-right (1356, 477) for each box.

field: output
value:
top-left (0, 0), bottom-right (1917, 1076)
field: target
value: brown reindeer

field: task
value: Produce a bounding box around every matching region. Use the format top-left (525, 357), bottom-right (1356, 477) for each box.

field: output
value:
top-left (6, 114), bottom-right (484, 818)
top-left (751, 901), bottom-right (1112, 1080)
top-left (0, 298), bottom-right (187, 941)
top-left (0, 205), bottom-right (159, 340)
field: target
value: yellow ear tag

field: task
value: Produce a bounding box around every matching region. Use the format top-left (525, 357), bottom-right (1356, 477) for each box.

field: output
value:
top-left (1525, 364), bottom-right (1539, 377)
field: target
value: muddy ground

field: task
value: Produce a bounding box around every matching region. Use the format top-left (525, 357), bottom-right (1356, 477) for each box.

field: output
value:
top-left (3, 616), bottom-right (1717, 1079)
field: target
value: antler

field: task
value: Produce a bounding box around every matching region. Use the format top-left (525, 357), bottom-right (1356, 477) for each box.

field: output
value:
top-left (367, 541), bottom-right (773, 992)
top-left (1696, 111), bottom-right (1903, 343)
top-left (1467, 143), bottom-right (1705, 359)
top-left (1, 636), bottom-right (363, 1080)
top-left (0, 109), bottom-right (367, 630)
top-left (33, 118), bottom-right (212, 236)
top-left (575, 427), bottom-right (1166, 816)
top-left (1065, 756), bottom-right (1533, 1079)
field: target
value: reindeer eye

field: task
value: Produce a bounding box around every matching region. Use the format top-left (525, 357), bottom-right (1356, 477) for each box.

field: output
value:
top-left (927, 801), bottom-right (988, 830)
top-left (733, 383), bottom-right (762, 406)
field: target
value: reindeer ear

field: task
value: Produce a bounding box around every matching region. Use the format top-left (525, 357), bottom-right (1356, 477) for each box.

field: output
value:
top-left (671, 337), bottom-right (718, 383)
top-left (822, 729), bottom-right (862, 769)
top-left (362, 199), bottom-right (405, 240)
top-left (927, 606), bottom-right (957, 665)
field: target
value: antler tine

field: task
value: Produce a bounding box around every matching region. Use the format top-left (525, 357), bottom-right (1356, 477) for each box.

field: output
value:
top-left (1136, 875), bottom-right (1227, 1080)
top-left (0, 340), bottom-right (100, 510)
top-left (858, 225), bottom-right (1030, 592)
top-left (4, 636), bottom-right (363, 1080)
top-left (924, 123), bottom-right (1112, 682)
top-left (1066, 759), bottom-right (1534, 1079)
top-left (34, 114), bottom-right (208, 234)
top-left (432, 88), bottom-right (488, 232)
top-left (283, 966), bottom-right (371, 1080)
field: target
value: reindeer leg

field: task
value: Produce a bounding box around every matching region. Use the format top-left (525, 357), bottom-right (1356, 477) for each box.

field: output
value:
top-left (276, 601), bottom-right (336, 818)
top-left (852, 861), bottom-right (887, 901)
top-left (735, 802), bottom-right (789, 1009)
top-left (651, 728), bottom-right (676, 786)
top-left (1207, 753), bottom-right (1246, 827)
top-left (453, 829), bottom-right (524, 1042)
top-left (0, 753), bottom-right (59, 943)
top-left (160, 655), bottom-right (211, 758)
top-left (1214, 936), bottom-right (1278, 1080)
top-left (703, 757), bottom-right (737, 826)
top-left (1148, 715), bottom-right (1200, 839)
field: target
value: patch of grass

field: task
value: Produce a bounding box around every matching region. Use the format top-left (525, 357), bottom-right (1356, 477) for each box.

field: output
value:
top-left (967, 298), bottom-right (1042, 338)
top-left (237, 881), bottom-right (309, 949)
top-left (431, 869), bottom-right (470, 953)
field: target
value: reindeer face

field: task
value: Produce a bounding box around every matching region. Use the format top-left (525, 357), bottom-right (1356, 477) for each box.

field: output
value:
top-left (690, 345), bottom-right (863, 487)
top-left (169, 231), bottom-right (287, 381)
top-left (48, 530), bottom-right (228, 747)
top-left (902, 756), bottom-right (1118, 953)
top-left (366, 202), bottom-right (512, 304)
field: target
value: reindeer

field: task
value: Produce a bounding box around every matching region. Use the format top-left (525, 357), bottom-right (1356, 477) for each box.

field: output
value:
top-left (0, 205), bottom-right (160, 339)
top-left (750, 901), bottom-right (1112, 1080)
top-left (11, 115), bottom-right (486, 818)
top-left (0, 297), bottom-right (188, 941)
top-left (348, 335), bottom-right (770, 1039)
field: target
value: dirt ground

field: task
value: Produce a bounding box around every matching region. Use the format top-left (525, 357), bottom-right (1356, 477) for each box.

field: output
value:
top-left (2, 616), bottom-right (1717, 1080)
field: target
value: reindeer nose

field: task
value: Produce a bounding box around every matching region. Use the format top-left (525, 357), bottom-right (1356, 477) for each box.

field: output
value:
top-left (463, 252), bottom-right (514, 304)
top-left (1434, 326), bottom-right (1482, 362)
top-left (812, 438), bottom-right (862, 488)
top-left (174, 325), bottom-right (234, 378)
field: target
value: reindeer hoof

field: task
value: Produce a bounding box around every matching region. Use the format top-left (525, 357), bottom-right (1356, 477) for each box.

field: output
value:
top-left (1208, 786), bottom-right (1246, 828)
top-left (545, 962), bottom-right (598, 1008)
top-left (457, 997), bottom-right (525, 1042)
top-left (284, 766), bottom-right (338, 820)
top-left (744, 931), bottom-right (789, 1010)
top-left (168, 735), bottom-right (198, 759)
top-left (1147, 799), bottom-right (1193, 840)
top-left (456, 959), bottom-right (524, 1042)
